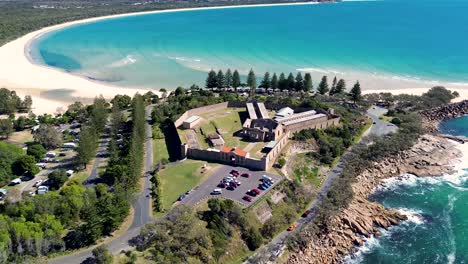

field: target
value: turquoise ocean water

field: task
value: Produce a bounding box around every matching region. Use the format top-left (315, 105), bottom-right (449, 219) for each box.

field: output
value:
top-left (31, 0), bottom-right (468, 89)
top-left (344, 116), bottom-right (468, 264)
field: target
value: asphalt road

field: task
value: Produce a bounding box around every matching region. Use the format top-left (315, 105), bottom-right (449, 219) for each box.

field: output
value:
top-left (180, 165), bottom-right (282, 207)
top-left (49, 105), bottom-right (155, 264)
top-left (246, 106), bottom-right (398, 263)
top-left (82, 135), bottom-right (110, 187)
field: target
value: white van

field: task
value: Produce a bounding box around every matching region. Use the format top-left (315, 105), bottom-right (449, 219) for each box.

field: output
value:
top-left (211, 188), bottom-right (222, 195)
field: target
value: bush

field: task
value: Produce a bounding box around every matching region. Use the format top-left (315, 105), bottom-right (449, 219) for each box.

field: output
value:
top-left (48, 170), bottom-right (68, 190)
top-left (391, 117), bottom-right (402, 125)
top-left (27, 143), bottom-right (46, 162)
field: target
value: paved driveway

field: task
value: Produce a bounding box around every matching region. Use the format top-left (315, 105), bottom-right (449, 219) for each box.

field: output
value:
top-left (180, 165), bottom-right (282, 207)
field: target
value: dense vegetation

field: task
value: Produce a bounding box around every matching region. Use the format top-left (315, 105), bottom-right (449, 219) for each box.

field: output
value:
top-left (0, 94), bottom-right (147, 262)
top-left (0, 88), bottom-right (32, 115)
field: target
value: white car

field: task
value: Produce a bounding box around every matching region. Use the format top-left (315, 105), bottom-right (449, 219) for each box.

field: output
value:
top-left (33, 180), bottom-right (43, 187)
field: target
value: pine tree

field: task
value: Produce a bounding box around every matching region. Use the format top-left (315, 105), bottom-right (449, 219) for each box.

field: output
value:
top-left (295, 72), bottom-right (304, 91)
top-left (271, 73), bottom-right (278, 90)
top-left (287, 73), bottom-right (295, 91)
top-left (304, 73), bottom-right (313, 92)
top-left (278, 73), bottom-right (287, 91)
top-left (260, 72), bottom-right (271, 88)
top-left (317, 76), bottom-right (329, 95)
top-left (76, 126), bottom-right (98, 168)
top-left (336, 79), bottom-right (346, 94)
top-left (349, 81), bottom-right (362, 103)
top-left (329, 76), bottom-right (338, 96)
top-left (216, 70), bottom-right (225, 88)
top-left (205, 70), bottom-right (218, 89)
top-left (232, 70), bottom-right (241, 93)
top-left (247, 69), bottom-right (257, 96)
top-left (225, 69), bottom-right (233, 88)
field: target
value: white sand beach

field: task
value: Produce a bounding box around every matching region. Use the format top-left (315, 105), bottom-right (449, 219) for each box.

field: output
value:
top-left (0, 2), bottom-right (319, 114)
top-left (1, 1), bottom-right (468, 114)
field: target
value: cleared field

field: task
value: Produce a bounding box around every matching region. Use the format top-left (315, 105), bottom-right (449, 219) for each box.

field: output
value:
top-left (158, 160), bottom-right (216, 211)
top-left (7, 130), bottom-right (33, 144)
top-left (177, 107), bottom-right (249, 150)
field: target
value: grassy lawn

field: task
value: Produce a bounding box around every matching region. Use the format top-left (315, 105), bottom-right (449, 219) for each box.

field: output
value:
top-left (153, 138), bottom-right (169, 163)
top-left (158, 160), bottom-right (216, 211)
top-left (248, 142), bottom-right (267, 159)
top-left (8, 130), bottom-right (33, 144)
top-left (197, 108), bottom-right (246, 149)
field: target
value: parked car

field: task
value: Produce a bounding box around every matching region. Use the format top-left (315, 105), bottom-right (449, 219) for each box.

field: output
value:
top-left (241, 173), bottom-right (250, 178)
top-left (247, 190), bottom-right (258, 197)
top-left (33, 180), bottom-right (43, 187)
top-left (218, 182), bottom-right (226, 188)
top-left (37, 186), bottom-right (49, 195)
top-left (35, 163), bottom-right (46, 169)
top-left (259, 184), bottom-right (267, 191)
top-left (227, 185), bottom-right (235, 191)
top-left (302, 210), bottom-right (311, 218)
top-left (252, 188), bottom-right (261, 195)
top-left (243, 196), bottom-right (253, 202)
top-left (177, 194), bottom-right (186, 201)
top-left (287, 224), bottom-right (297, 231)
top-left (10, 178), bottom-right (22, 185)
top-left (59, 152), bottom-right (67, 157)
top-left (211, 188), bottom-right (222, 195)
top-left (230, 169), bottom-right (239, 175)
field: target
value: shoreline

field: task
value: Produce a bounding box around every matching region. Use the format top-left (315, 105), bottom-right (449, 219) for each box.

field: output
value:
top-left (287, 134), bottom-right (464, 263)
top-left (2, 1), bottom-right (468, 113)
top-left (1, 2), bottom-right (323, 114)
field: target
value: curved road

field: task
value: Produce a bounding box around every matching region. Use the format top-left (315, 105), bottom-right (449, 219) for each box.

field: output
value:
top-left (246, 106), bottom-right (397, 263)
top-left (49, 105), bottom-right (155, 264)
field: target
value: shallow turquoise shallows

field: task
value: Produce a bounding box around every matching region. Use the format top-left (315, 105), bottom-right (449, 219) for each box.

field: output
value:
top-left (31, 0), bottom-right (468, 89)
top-left (344, 116), bottom-right (468, 264)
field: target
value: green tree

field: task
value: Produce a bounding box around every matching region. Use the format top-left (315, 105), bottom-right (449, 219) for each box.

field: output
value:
top-left (232, 70), bottom-right (241, 92)
top-left (304, 73), bottom-right (313, 92)
top-left (90, 96), bottom-right (108, 134)
top-left (225, 69), bottom-right (233, 88)
top-left (27, 143), bottom-right (46, 162)
top-left (14, 116), bottom-right (27, 131)
top-left (12, 155), bottom-right (39, 177)
top-left (329, 76), bottom-right (338, 95)
top-left (33, 125), bottom-right (62, 149)
top-left (247, 69), bottom-right (257, 95)
top-left (0, 119), bottom-right (13, 139)
top-left (217, 70), bottom-right (225, 88)
top-left (76, 126), bottom-right (98, 168)
top-left (335, 79), bottom-right (346, 94)
top-left (205, 70), bottom-right (218, 89)
top-left (317, 76), bottom-right (329, 95)
top-left (92, 245), bottom-right (113, 264)
top-left (111, 95), bottom-right (132, 110)
top-left (349, 81), bottom-right (362, 103)
top-left (278, 73), bottom-right (287, 91)
top-left (287, 72), bottom-right (295, 91)
top-left (295, 72), bottom-right (304, 91)
top-left (271, 73), bottom-right (278, 90)
top-left (260, 72), bottom-right (271, 88)
top-left (48, 170), bottom-right (68, 190)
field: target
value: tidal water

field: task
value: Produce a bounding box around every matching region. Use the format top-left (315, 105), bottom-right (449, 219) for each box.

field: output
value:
top-left (345, 116), bottom-right (468, 264)
top-left (30, 0), bottom-right (468, 89)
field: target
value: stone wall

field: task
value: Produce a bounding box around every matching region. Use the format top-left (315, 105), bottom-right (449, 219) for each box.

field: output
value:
top-left (186, 148), bottom-right (267, 171)
top-left (265, 131), bottom-right (291, 166)
top-left (284, 116), bottom-right (340, 133)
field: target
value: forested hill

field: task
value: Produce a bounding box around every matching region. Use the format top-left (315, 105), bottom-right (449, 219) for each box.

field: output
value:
top-left (0, 0), bottom-right (338, 46)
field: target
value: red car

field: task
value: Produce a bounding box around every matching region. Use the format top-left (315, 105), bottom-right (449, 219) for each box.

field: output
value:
top-left (302, 210), bottom-right (311, 218)
top-left (241, 173), bottom-right (250, 178)
top-left (243, 196), bottom-right (252, 202)
top-left (231, 172), bottom-right (239, 177)
top-left (252, 188), bottom-right (261, 195)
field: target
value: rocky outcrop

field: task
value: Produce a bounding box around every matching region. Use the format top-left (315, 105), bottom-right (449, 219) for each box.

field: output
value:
top-left (420, 100), bottom-right (468, 132)
top-left (287, 135), bottom-right (462, 264)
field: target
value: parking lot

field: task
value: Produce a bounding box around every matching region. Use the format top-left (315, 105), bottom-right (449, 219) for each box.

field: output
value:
top-left (180, 165), bottom-right (283, 207)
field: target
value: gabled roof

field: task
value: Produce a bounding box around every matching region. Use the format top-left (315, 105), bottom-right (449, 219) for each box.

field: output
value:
top-left (220, 146), bottom-right (248, 157)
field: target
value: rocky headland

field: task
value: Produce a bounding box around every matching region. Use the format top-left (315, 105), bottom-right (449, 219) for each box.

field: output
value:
top-left (421, 100), bottom-right (468, 132)
top-left (287, 134), bottom-right (462, 264)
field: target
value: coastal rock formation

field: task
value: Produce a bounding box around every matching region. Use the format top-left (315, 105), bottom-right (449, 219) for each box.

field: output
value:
top-left (287, 135), bottom-right (461, 264)
top-left (420, 100), bottom-right (468, 131)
